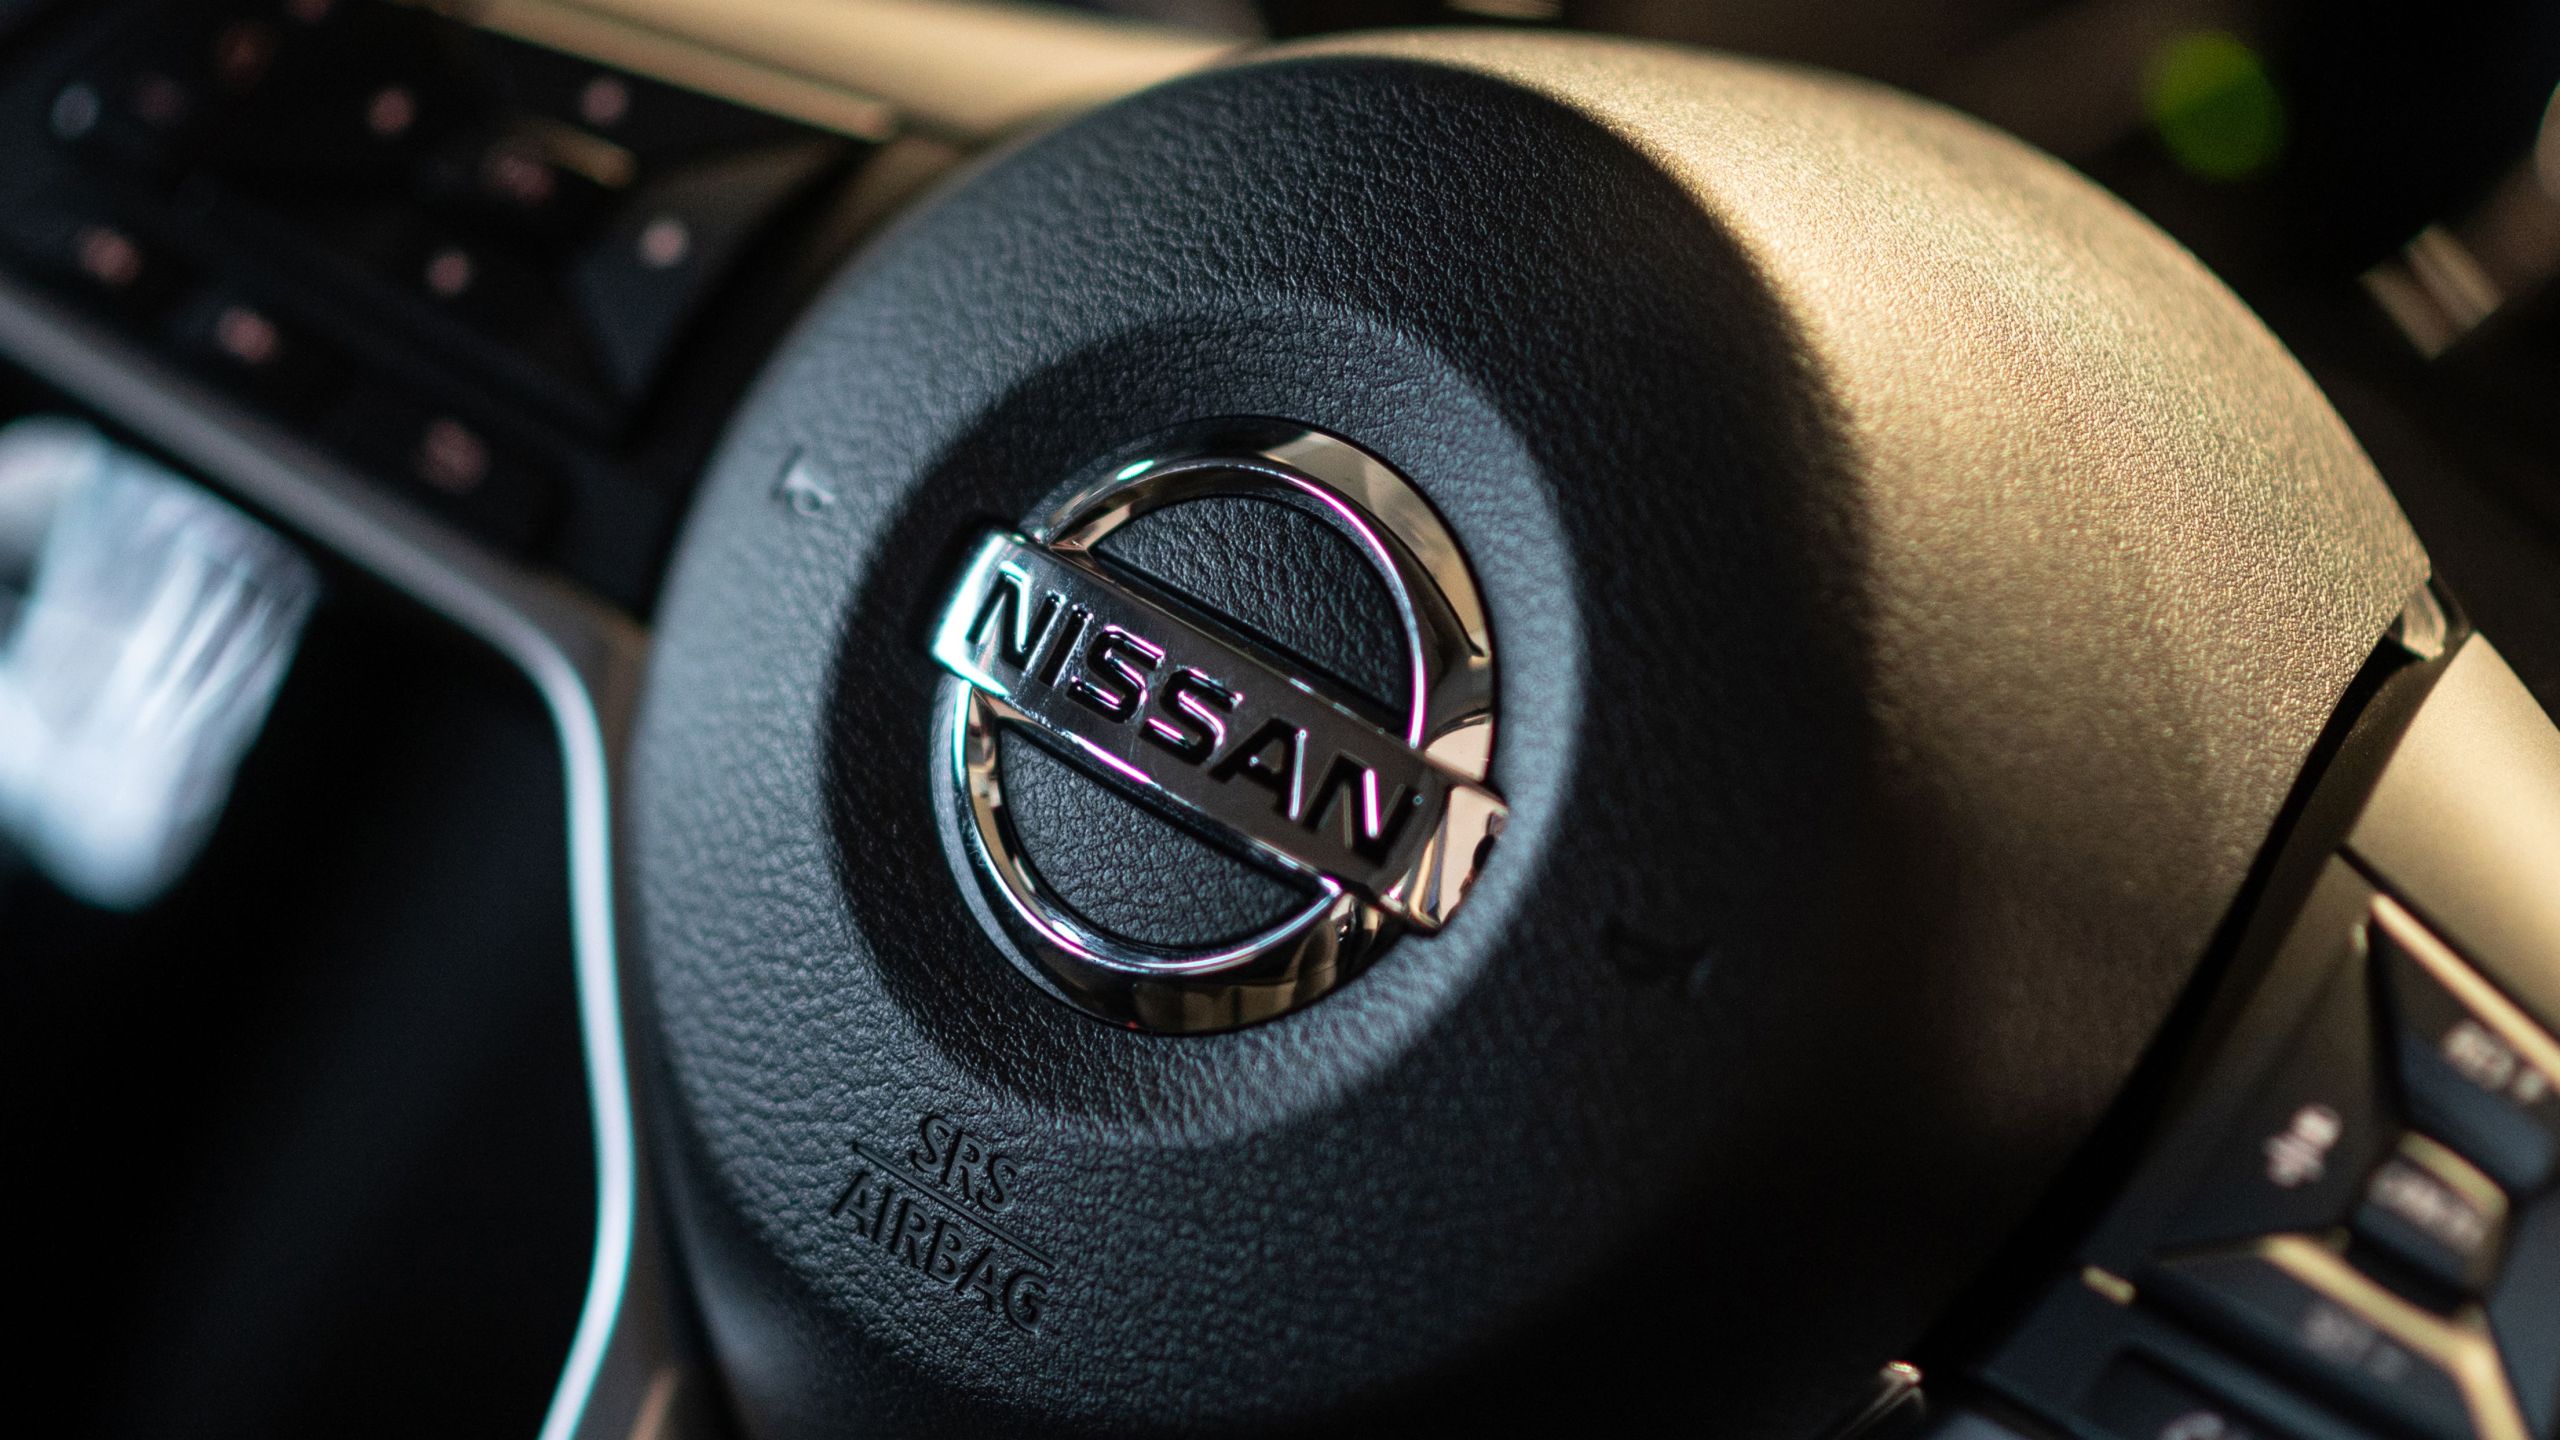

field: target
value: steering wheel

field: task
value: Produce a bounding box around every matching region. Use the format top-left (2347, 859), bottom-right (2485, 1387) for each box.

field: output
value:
top-left (6, 7), bottom-right (2555, 1439)
top-left (615, 24), bottom-right (2560, 1440)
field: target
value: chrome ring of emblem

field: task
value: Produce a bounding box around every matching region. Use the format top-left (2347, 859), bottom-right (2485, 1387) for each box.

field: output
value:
top-left (932, 419), bottom-right (1501, 1033)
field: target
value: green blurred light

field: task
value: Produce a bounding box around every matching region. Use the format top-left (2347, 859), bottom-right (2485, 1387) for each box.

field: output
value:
top-left (2143, 30), bottom-right (2286, 182)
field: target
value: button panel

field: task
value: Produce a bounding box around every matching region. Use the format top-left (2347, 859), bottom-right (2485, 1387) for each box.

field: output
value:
top-left (2083, 1356), bottom-right (2285, 1440)
top-left (2373, 900), bottom-right (2560, 1196)
top-left (1984, 851), bottom-right (2560, 1440)
top-left (2490, 1193), bottom-right (2560, 1440)
top-left (0, 0), bottom-right (880, 605)
top-left (2152, 1238), bottom-right (2511, 1440)
top-left (2353, 1135), bottom-right (2510, 1300)
top-left (2159, 958), bottom-right (2390, 1253)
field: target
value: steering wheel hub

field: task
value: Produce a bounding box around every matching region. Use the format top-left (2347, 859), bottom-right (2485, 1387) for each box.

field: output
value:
top-left (630, 31), bottom-right (2423, 1438)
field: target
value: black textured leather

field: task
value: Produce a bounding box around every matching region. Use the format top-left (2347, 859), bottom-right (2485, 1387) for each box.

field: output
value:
top-left (630, 33), bottom-right (2429, 1440)
top-left (997, 728), bottom-right (1311, 950)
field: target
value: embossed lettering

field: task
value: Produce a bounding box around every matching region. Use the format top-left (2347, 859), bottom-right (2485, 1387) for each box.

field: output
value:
top-left (1031, 606), bottom-right (1091, 689)
top-left (1142, 668), bottom-right (1236, 764)
top-left (925, 1218), bottom-right (970, 1281)
top-left (837, 1130), bottom-right (1054, 1334)
top-left (906, 1115), bottom-right (1016, 1213)
top-left (911, 1114), bottom-right (957, 1175)
top-left (963, 566), bottom-right (1063, 673)
top-left (1210, 717), bottom-right (1306, 818)
top-left (1066, 625), bottom-right (1164, 723)
top-left (958, 1247), bottom-right (1007, 1314)
top-left (930, 531), bottom-right (1506, 932)
top-left (1004, 1272), bottom-right (1048, 1330)
top-left (831, 1158), bottom-right (881, 1231)
top-left (1302, 751), bottom-right (1426, 865)
top-left (891, 1197), bottom-right (932, 1265)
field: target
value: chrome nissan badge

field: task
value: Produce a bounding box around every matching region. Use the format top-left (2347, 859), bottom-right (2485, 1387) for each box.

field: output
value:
top-left (929, 422), bottom-right (1503, 1032)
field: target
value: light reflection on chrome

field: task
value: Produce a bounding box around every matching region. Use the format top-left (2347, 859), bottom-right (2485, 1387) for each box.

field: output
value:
top-left (930, 421), bottom-right (1500, 1033)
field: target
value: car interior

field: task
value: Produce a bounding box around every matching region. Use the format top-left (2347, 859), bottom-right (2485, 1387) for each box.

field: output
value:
top-left (0, 1), bottom-right (2555, 1438)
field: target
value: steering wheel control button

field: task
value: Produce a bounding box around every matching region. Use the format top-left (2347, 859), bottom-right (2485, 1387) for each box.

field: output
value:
top-left (417, 125), bottom-right (620, 252)
top-left (2489, 1194), bottom-right (2560, 1440)
top-left (0, 212), bottom-right (190, 320)
top-left (2373, 896), bottom-right (2560, 1195)
top-left (2154, 1238), bottom-right (2531, 1440)
top-left (2083, 1356), bottom-right (2278, 1440)
top-left (566, 141), bottom-right (844, 400)
top-left (167, 288), bottom-right (333, 414)
top-left (479, 26), bottom-right (815, 162)
top-left (2354, 1134), bottom-right (2511, 1300)
top-left (2162, 957), bottom-right (2390, 1251)
top-left (929, 422), bottom-right (1501, 1032)
top-left (320, 389), bottom-right (554, 552)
